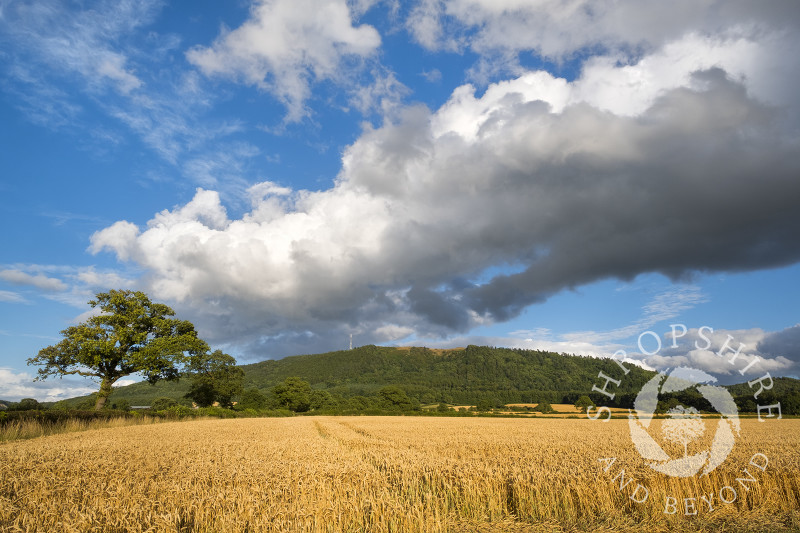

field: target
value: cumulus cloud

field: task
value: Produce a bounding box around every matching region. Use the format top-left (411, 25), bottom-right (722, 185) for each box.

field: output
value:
top-left (410, 1), bottom-right (800, 112)
top-left (186, 0), bottom-right (382, 121)
top-left (629, 326), bottom-right (798, 383)
top-left (88, 6), bottom-right (800, 361)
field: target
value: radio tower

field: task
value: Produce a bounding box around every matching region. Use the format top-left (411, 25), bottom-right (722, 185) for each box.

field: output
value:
top-left (349, 333), bottom-right (353, 350)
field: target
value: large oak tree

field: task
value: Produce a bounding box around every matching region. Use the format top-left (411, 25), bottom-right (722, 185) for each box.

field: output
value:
top-left (28, 290), bottom-right (208, 410)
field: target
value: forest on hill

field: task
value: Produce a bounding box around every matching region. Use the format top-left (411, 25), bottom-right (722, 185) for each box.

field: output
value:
top-left (64, 345), bottom-right (651, 408)
top-left (53, 345), bottom-right (800, 414)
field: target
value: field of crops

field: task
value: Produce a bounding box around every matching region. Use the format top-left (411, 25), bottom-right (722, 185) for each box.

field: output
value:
top-left (1, 416), bottom-right (798, 532)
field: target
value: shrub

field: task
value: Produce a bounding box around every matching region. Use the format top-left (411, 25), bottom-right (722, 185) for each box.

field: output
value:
top-left (109, 399), bottom-right (131, 411)
top-left (163, 405), bottom-right (194, 418)
top-left (150, 397), bottom-right (179, 411)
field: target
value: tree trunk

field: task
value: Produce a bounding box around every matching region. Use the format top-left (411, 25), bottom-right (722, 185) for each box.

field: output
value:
top-left (94, 378), bottom-right (114, 410)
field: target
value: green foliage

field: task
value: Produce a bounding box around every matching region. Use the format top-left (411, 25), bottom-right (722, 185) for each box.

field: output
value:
top-left (162, 405), bottom-right (194, 418)
top-left (574, 395), bottom-right (595, 414)
top-left (272, 377), bottom-right (312, 412)
top-left (8, 398), bottom-right (42, 411)
top-left (475, 398), bottom-right (493, 412)
top-left (74, 394), bottom-right (99, 410)
top-left (109, 399), bottom-right (130, 411)
top-left (50, 400), bottom-right (71, 411)
top-left (784, 393), bottom-right (800, 416)
top-left (534, 402), bottom-right (554, 414)
top-left (656, 397), bottom-right (683, 415)
top-left (196, 405), bottom-right (237, 418)
top-left (378, 385), bottom-right (415, 411)
top-left (436, 402), bottom-right (450, 412)
top-left (309, 390), bottom-right (334, 410)
top-left (348, 395), bottom-right (374, 411)
top-left (185, 350), bottom-right (244, 408)
top-left (150, 397), bottom-right (179, 411)
top-left (27, 290), bottom-right (208, 410)
top-left (237, 388), bottom-right (269, 410)
top-left (236, 344), bottom-right (658, 407)
top-left (66, 343), bottom-right (800, 415)
top-left (0, 409), bottom-right (138, 427)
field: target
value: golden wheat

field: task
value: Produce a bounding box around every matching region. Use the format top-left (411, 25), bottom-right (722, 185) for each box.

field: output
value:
top-left (0, 417), bottom-right (798, 532)
top-left (0, 415), bottom-right (172, 443)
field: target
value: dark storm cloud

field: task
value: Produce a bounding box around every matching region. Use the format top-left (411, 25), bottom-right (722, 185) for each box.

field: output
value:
top-left (758, 326), bottom-right (800, 368)
top-left (92, 29), bottom-right (800, 358)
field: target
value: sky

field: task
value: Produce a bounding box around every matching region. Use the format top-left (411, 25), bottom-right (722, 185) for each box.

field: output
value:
top-left (1, 0), bottom-right (799, 402)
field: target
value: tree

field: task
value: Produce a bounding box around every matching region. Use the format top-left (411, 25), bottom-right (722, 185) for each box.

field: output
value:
top-left (785, 393), bottom-right (800, 416)
top-left (656, 397), bottom-right (682, 415)
top-left (534, 402), bottom-right (554, 414)
top-left (309, 389), bottom-right (333, 410)
top-left (574, 395), bottom-right (595, 414)
top-left (378, 386), bottom-right (413, 411)
top-left (348, 395), bottom-right (374, 411)
top-left (10, 398), bottom-right (41, 411)
top-left (237, 388), bottom-right (269, 410)
top-left (184, 350), bottom-right (244, 408)
top-left (272, 377), bottom-right (312, 412)
top-left (27, 290), bottom-right (208, 410)
top-left (109, 399), bottom-right (130, 411)
top-left (476, 398), bottom-right (493, 412)
top-left (150, 397), bottom-right (179, 411)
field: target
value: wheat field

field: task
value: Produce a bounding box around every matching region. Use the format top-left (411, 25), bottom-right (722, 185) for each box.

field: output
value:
top-left (1, 417), bottom-right (798, 532)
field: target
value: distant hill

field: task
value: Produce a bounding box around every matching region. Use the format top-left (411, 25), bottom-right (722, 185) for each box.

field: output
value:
top-left (64, 345), bottom-right (800, 411)
top-left (74, 345), bottom-right (656, 407)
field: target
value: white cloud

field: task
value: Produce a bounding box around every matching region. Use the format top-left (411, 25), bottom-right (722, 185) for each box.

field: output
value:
top-left (0, 290), bottom-right (27, 304)
top-left (639, 327), bottom-right (796, 379)
top-left (406, 0), bottom-right (462, 52)
top-left (408, 1), bottom-right (800, 117)
top-left (0, 0), bottom-right (156, 97)
top-left (0, 269), bottom-right (67, 291)
top-left (187, 0), bottom-right (382, 121)
top-left (89, 7), bottom-right (800, 359)
top-left (74, 267), bottom-right (136, 290)
top-left (0, 0), bottom-right (245, 175)
top-left (0, 368), bottom-right (97, 403)
top-left (561, 285), bottom-right (707, 345)
top-left (408, 1), bottom-right (799, 60)
top-left (180, 142), bottom-right (261, 196)
top-left (0, 264), bottom-right (143, 312)
top-left (348, 70), bottom-right (409, 116)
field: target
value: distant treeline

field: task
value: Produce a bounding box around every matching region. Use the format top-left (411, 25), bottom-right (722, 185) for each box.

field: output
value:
top-left (53, 345), bottom-right (800, 415)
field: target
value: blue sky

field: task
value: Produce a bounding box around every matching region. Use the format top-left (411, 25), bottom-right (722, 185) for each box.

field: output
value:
top-left (1, 0), bottom-right (799, 401)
